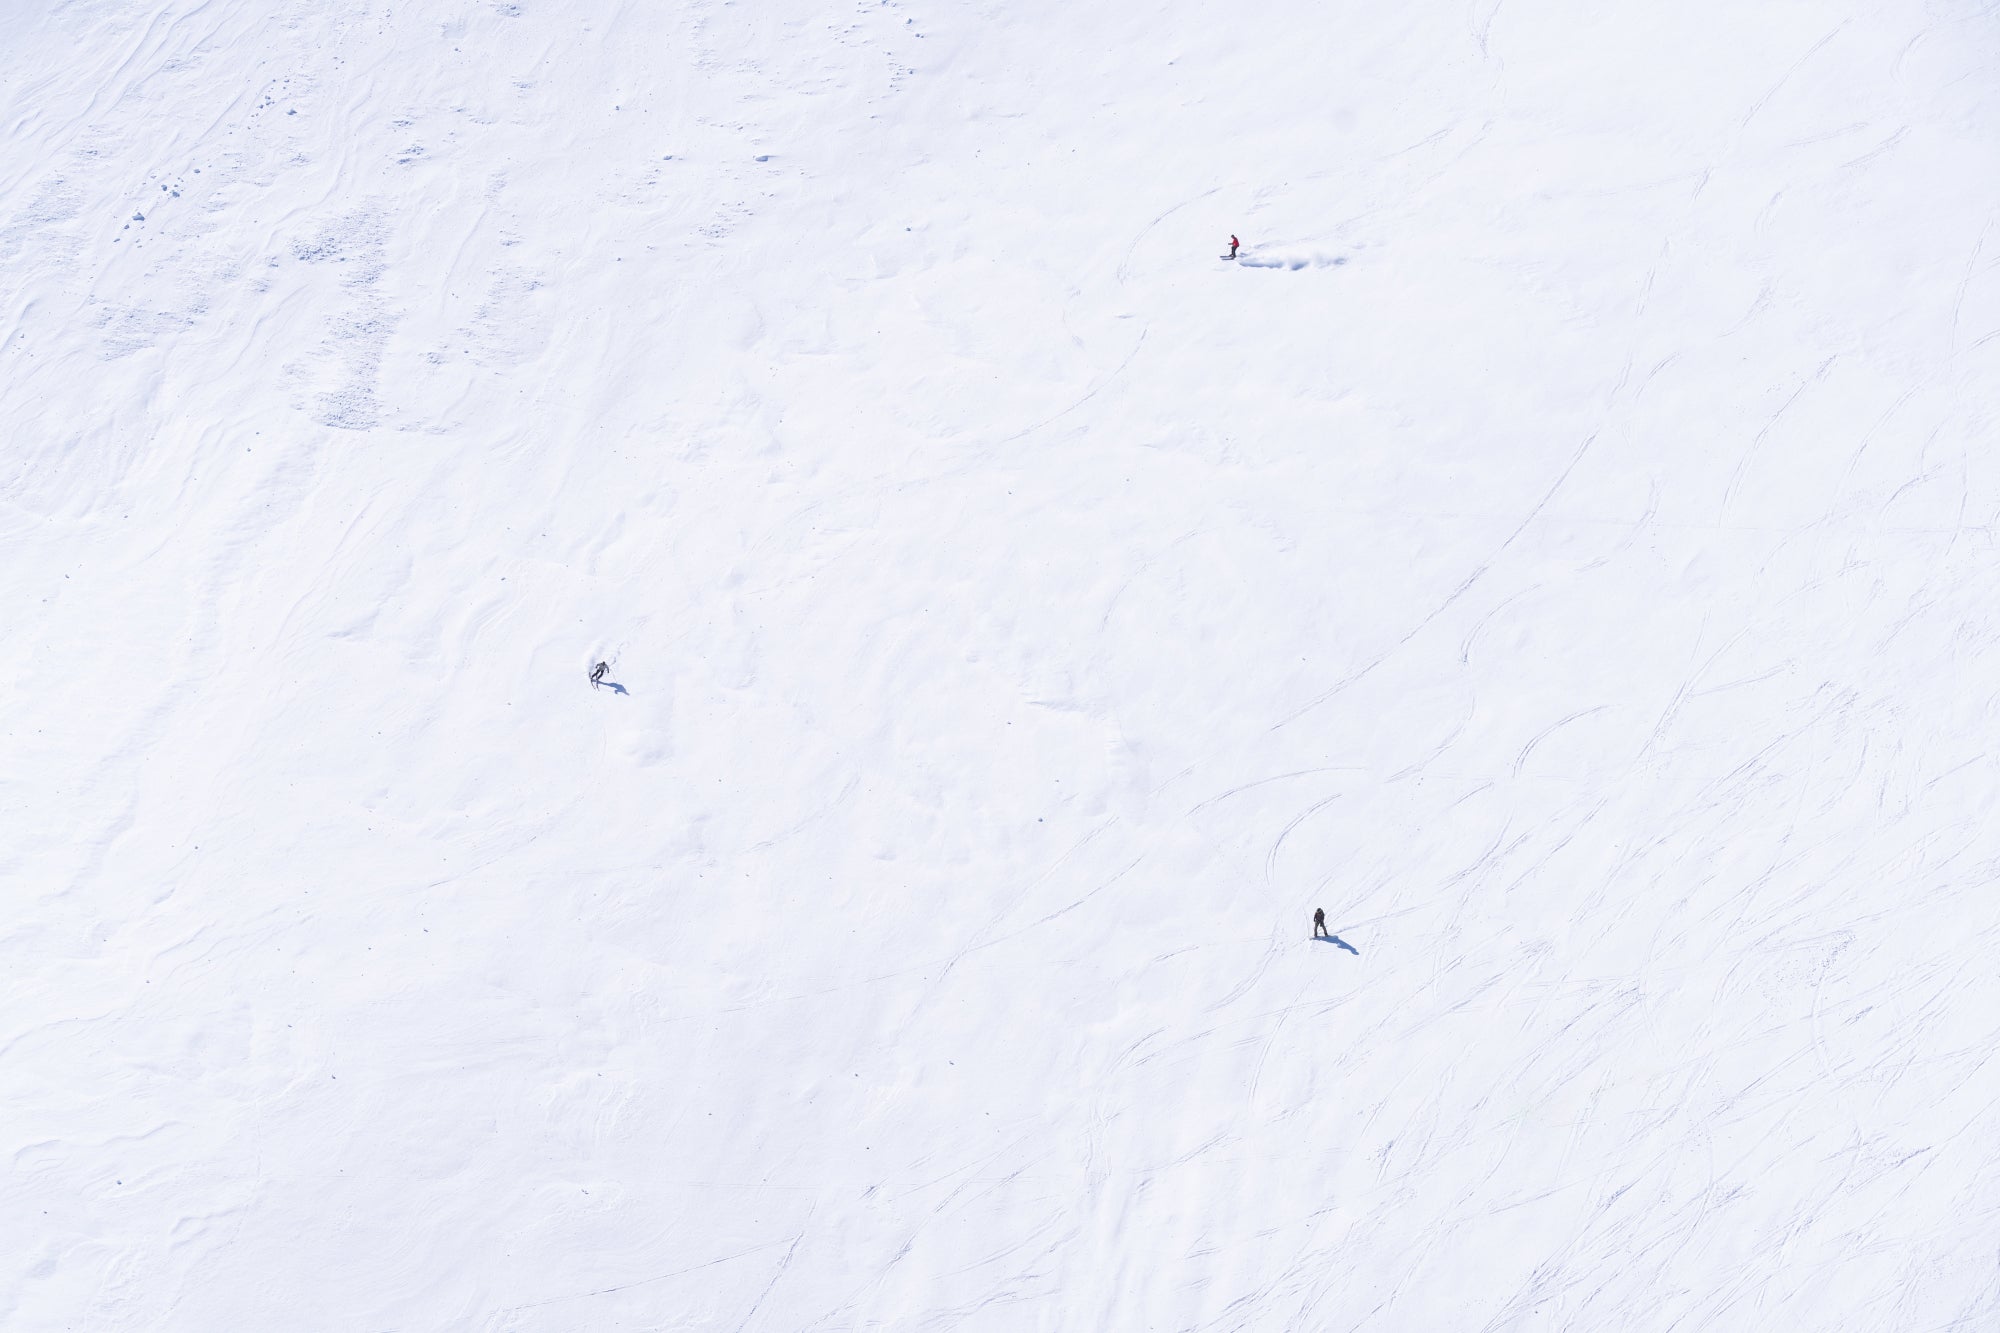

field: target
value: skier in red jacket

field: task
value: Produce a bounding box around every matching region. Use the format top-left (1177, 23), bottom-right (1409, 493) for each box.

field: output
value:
top-left (1228, 235), bottom-right (1240, 259)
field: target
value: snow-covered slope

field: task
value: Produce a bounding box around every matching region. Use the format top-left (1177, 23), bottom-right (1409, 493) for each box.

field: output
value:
top-left (8, 0), bottom-right (2000, 1328)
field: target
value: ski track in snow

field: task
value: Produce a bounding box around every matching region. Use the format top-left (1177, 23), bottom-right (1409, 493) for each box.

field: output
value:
top-left (6, 0), bottom-right (2000, 1329)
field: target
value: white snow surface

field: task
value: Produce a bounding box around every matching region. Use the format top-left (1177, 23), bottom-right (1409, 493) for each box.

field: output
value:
top-left (8, 0), bottom-right (2000, 1328)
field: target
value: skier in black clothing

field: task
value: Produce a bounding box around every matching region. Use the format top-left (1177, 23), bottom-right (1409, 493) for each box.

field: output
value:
top-left (590, 661), bottom-right (608, 689)
top-left (1313, 907), bottom-right (1328, 939)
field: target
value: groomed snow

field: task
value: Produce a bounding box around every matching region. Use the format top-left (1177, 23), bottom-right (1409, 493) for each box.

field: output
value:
top-left (7, 1), bottom-right (2000, 1328)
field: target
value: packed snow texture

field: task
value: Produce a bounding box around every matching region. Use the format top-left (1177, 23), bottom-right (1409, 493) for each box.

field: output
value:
top-left (7, 0), bottom-right (2000, 1328)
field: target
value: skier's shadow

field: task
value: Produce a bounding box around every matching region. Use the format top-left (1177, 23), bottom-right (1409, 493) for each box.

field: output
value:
top-left (1239, 254), bottom-right (1348, 270)
top-left (1315, 935), bottom-right (1360, 955)
top-left (594, 679), bottom-right (630, 696)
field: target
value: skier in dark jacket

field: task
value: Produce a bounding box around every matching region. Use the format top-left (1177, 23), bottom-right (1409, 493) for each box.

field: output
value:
top-left (1313, 907), bottom-right (1328, 939)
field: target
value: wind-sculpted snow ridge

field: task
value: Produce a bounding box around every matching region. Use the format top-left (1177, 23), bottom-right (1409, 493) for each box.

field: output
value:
top-left (6, 0), bottom-right (2000, 1329)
